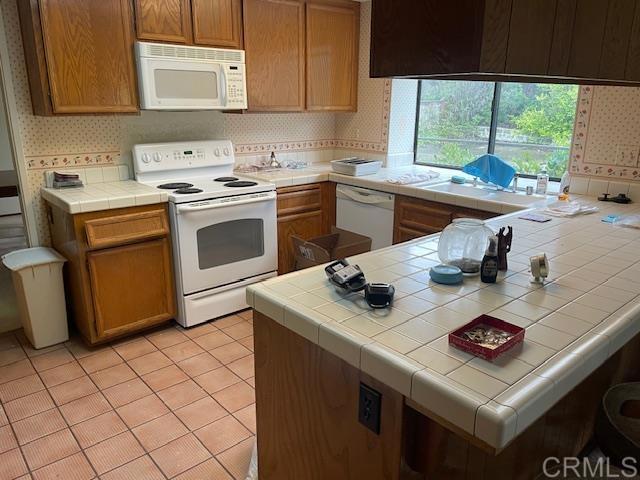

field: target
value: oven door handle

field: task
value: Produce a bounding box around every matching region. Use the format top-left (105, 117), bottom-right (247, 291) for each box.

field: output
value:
top-left (176, 192), bottom-right (275, 214)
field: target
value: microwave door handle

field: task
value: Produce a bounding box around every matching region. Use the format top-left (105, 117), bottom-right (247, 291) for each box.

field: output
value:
top-left (176, 193), bottom-right (275, 214)
top-left (219, 68), bottom-right (227, 106)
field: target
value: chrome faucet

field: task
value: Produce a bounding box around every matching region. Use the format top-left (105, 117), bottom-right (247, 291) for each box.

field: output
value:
top-left (268, 151), bottom-right (281, 169)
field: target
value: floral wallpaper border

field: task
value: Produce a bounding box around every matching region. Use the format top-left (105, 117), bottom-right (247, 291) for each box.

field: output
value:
top-left (26, 152), bottom-right (121, 170)
top-left (569, 86), bottom-right (640, 180)
top-left (234, 79), bottom-right (393, 156)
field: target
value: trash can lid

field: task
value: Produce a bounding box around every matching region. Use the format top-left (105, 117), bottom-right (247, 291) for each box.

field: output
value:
top-left (1, 247), bottom-right (66, 272)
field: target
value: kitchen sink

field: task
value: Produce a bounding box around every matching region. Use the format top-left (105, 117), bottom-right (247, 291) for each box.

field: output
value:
top-left (427, 181), bottom-right (548, 206)
top-left (427, 182), bottom-right (493, 198)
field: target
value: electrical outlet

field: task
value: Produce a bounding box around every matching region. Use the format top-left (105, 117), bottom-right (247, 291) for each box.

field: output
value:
top-left (358, 383), bottom-right (381, 434)
top-left (615, 144), bottom-right (640, 167)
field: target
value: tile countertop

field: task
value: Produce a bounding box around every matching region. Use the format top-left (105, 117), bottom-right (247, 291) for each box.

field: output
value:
top-left (41, 181), bottom-right (168, 214)
top-left (240, 164), bottom-right (553, 215)
top-left (247, 196), bottom-right (640, 450)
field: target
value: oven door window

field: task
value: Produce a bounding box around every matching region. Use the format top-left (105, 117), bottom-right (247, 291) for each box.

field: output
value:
top-left (196, 219), bottom-right (264, 270)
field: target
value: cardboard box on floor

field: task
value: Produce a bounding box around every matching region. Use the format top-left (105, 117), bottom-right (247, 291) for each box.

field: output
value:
top-left (291, 227), bottom-right (372, 270)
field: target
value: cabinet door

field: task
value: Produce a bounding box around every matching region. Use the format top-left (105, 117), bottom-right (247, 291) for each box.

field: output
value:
top-left (278, 211), bottom-right (324, 274)
top-left (277, 183), bottom-right (326, 274)
top-left (38, 0), bottom-right (138, 113)
top-left (87, 239), bottom-right (176, 339)
top-left (393, 196), bottom-right (453, 244)
top-left (306, 2), bottom-right (359, 111)
top-left (243, 0), bottom-right (305, 111)
top-left (505, 0), bottom-right (557, 75)
top-left (192, 0), bottom-right (243, 48)
top-left (134, 0), bottom-right (192, 43)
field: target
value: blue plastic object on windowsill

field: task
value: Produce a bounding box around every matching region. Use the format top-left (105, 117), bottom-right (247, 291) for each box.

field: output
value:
top-left (462, 154), bottom-right (516, 189)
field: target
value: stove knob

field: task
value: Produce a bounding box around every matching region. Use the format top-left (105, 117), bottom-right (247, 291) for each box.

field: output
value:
top-left (214, 148), bottom-right (221, 157)
top-left (223, 147), bottom-right (230, 156)
top-left (141, 153), bottom-right (151, 164)
top-left (153, 152), bottom-right (162, 163)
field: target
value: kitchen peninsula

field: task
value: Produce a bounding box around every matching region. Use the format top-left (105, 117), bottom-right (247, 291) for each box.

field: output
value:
top-left (247, 196), bottom-right (640, 479)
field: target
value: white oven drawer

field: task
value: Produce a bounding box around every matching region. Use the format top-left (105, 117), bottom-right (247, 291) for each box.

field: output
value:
top-left (172, 192), bottom-right (277, 295)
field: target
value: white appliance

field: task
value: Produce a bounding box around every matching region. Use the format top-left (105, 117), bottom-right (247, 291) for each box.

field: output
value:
top-left (336, 184), bottom-right (395, 250)
top-left (134, 140), bottom-right (277, 327)
top-left (136, 41), bottom-right (247, 111)
top-left (331, 158), bottom-right (383, 176)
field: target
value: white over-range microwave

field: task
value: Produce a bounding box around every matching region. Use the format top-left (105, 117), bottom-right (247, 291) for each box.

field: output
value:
top-left (135, 41), bottom-right (248, 111)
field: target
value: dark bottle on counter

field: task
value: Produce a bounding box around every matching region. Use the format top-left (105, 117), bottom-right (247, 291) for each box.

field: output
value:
top-left (481, 235), bottom-right (499, 283)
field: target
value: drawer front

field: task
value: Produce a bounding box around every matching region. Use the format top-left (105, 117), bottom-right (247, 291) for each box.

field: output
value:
top-left (452, 208), bottom-right (495, 221)
top-left (277, 184), bottom-right (322, 216)
top-left (84, 209), bottom-right (169, 249)
top-left (396, 197), bottom-right (453, 230)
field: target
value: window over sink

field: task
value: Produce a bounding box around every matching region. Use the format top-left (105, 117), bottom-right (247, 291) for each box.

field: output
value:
top-left (414, 80), bottom-right (579, 180)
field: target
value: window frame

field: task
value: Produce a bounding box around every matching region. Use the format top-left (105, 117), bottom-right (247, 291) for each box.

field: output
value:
top-left (413, 80), bottom-right (572, 182)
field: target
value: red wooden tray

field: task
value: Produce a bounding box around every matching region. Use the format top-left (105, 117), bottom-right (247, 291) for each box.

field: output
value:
top-left (449, 314), bottom-right (525, 361)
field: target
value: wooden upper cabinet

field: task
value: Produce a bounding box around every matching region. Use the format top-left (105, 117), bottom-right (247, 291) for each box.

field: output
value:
top-left (192, 0), bottom-right (243, 48)
top-left (19, 0), bottom-right (138, 115)
top-left (134, 0), bottom-right (192, 43)
top-left (243, 0), bottom-right (305, 111)
top-left (306, 2), bottom-right (359, 111)
top-left (370, 0), bottom-right (640, 85)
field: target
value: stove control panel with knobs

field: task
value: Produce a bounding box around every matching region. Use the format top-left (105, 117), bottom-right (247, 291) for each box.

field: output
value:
top-left (133, 140), bottom-right (235, 182)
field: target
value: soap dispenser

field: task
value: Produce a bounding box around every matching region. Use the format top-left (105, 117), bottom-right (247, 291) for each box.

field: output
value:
top-left (536, 165), bottom-right (549, 195)
top-left (481, 235), bottom-right (499, 284)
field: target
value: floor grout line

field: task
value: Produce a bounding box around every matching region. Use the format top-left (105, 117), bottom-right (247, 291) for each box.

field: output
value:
top-left (0, 311), bottom-right (256, 480)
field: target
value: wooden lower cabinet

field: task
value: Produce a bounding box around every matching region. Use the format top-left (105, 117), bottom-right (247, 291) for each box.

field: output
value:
top-left (87, 239), bottom-right (175, 339)
top-left (48, 203), bottom-right (176, 345)
top-left (276, 182), bottom-right (336, 274)
top-left (393, 195), bottom-right (496, 244)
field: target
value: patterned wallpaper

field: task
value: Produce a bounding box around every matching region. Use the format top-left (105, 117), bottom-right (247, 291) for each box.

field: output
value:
top-left (0, 0), bottom-right (392, 246)
top-left (569, 85), bottom-right (640, 181)
top-left (335, 1), bottom-right (391, 152)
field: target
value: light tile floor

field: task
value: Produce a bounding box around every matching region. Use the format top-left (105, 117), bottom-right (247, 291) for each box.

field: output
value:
top-left (0, 310), bottom-right (256, 480)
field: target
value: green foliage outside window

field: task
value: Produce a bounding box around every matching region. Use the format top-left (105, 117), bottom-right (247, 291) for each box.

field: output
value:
top-left (416, 81), bottom-right (579, 179)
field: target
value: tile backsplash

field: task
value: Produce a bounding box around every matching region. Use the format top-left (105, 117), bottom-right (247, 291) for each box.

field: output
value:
top-left (568, 175), bottom-right (640, 201)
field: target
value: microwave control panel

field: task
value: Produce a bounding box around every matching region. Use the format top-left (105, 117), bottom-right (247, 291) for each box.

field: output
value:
top-left (224, 64), bottom-right (247, 109)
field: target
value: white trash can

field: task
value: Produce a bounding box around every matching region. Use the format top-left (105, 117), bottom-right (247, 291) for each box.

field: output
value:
top-left (1, 247), bottom-right (69, 349)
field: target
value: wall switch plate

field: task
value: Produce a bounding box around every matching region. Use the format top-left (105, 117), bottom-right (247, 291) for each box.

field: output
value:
top-left (615, 144), bottom-right (640, 167)
top-left (358, 383), bottom-right (381, 434)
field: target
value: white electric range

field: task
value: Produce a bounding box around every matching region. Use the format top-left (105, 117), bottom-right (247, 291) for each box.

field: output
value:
top-left (134, 140), bottom-right (277, 327)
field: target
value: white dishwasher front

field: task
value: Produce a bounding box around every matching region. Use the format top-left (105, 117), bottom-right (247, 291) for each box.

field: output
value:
top-left (336, 184), bottom-right (395, 251)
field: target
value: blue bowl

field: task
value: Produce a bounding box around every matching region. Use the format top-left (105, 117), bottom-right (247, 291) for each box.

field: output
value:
top-left (429, 264), bottom-right (463, 285)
